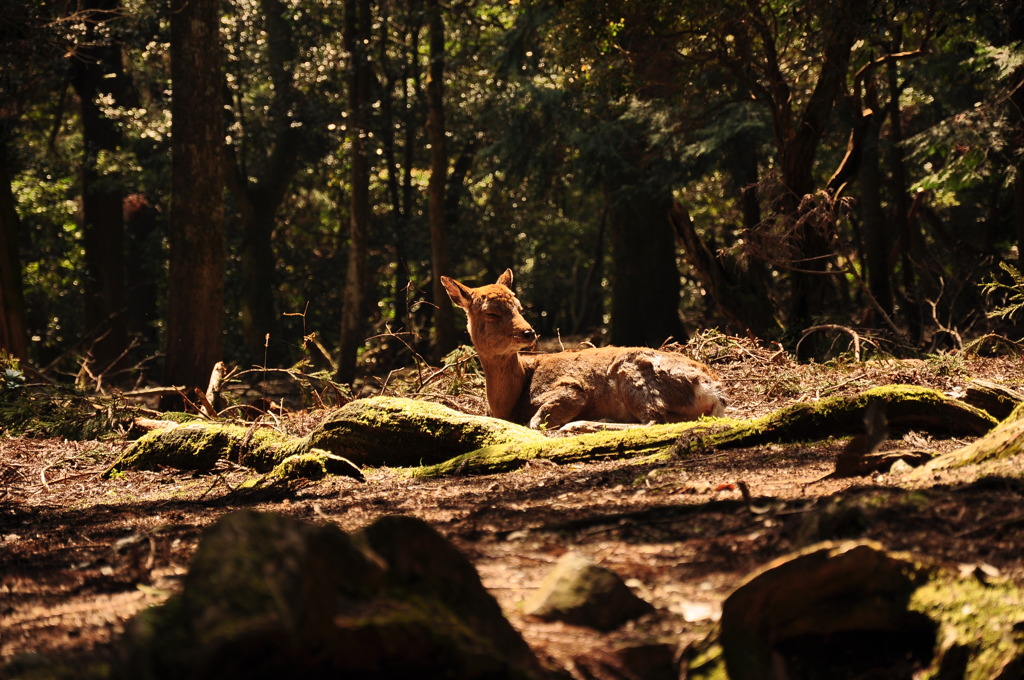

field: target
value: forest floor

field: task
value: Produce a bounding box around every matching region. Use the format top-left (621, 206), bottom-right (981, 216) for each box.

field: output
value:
top-left (3, 337), bottom-right (1024, 678)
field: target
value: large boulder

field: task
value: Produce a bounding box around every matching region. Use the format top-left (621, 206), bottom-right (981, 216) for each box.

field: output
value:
top-left (686, 541), bottom-right (1024, 680)
top-left (120, 511), bottom-right (552, 679)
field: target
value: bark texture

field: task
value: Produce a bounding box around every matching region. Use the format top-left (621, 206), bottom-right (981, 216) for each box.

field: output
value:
top-left (165, 0), bottom-right (226, 394)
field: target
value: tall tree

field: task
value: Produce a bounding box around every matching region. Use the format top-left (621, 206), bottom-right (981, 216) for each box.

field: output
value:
top-left (164, 0), bottom-right (225, 394)
top-left (224, 0), bottom-right (304, 365)
top-left (607, 185), bottom-right (686, 346)
top-left (337, 0), bottom-right (372, 383)
top-left (68, 0), bottom-right (132, 379)
top-left (426, 0), bottom-right (456, 357)
top-left (0, 3), bottom-right (61, 361)
top-left (1008, 1), bottom-right (1024, 271)
top-left (0, 135), bottom-right (26, 359)
top-left (721, 0), bottom-right (871, 330)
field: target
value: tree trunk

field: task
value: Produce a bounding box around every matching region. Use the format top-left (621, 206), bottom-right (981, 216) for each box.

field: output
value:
top-left (122, 194), bottom-right (161, 351)
top-left (885, 51), bottom-right (924, 344)
top-left (858, 89), bottom-right (894, 320)
top-left (227, 0), bottom-right (302, 366)
top-left (165, 0), bottom-right (225, 395)
top-left (336, 0), bottom-right (373, 383)
top-left (238, 203), bottom-right (278, 363)
top-left (0, 135), bottom-right (27, 360)
top-left (607, 189), bottom-right (686, 347)
top-left (1010, 4), bottom-right (1024, 272)
top-left (426, 0), bottom-right (456, 359)
top-left (69, 1), bottom-right (129, 378)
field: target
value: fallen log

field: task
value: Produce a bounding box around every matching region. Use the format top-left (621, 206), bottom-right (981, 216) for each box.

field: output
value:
top-left (911, 402), bottom-right (1024, 480)
top-left (414, 385), bottom-right (995, 477)
top-left (107, 387), bottom-right (999, 481)
top-left (107, 396), bottom-right (543, 477)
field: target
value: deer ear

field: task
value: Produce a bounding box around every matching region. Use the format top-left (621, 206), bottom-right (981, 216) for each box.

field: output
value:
top-left (496, 269), bottom-right (514, 288)
top-left (440, 275), bottom-right (474, 309)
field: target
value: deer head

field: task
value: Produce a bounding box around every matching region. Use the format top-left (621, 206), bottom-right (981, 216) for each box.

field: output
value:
top-left (440, 269), bottom-right (537, 358)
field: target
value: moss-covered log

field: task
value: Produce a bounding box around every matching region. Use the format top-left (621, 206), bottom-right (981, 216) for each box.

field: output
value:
top-left (108, 396), bottom-right (544, 477)
top-left (302, 396), bottom-right (544, 467)
top-left (685, 541), bottom-right (1024, 680)
top-left (108, 422), bottom-right (309, 474)
top-left (108, 387), bottom-right (999, 480)
top-left (912, 402), bottom-right (1024, 480)
top-left (415, 386), bottom-right (996, 477)
top-left (962, 379), bottom-right (1024, 421)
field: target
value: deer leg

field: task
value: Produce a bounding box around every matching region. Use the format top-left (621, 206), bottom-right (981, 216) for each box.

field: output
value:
top-left (529, 385), bottom-right (588, 430)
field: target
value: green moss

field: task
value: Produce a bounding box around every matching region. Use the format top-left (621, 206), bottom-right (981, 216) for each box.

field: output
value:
top-left (270, 452), bottom-right (329, 480)
top-left (107, 423), bottom-right (300, 475)
top-left (269, 449), bottom-right (364, 481)
top-left (683, 635), bottom-right (729, 680)
top-left (712, 385), bottom-right (995, 449)
top-left (911, 571), bottom-right (1024, 679)
top-left (916, 413), bottom-right (1024, 477)
top-left (413, 419), bottom-right (725, 477)
top-left (414, 386), bottom-right (993, 478)
top-left (304, 396), bottom-right (544, 467)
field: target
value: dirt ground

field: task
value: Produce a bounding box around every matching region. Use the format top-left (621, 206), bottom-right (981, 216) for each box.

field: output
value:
top-left (3, 341), bottom-right (1024, 678)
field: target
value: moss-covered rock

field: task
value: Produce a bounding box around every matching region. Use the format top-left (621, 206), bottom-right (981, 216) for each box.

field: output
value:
top-left (120, 510), bottom-right (553, 680)
top-left (269, 449), bottom-right (364, 482)
top-left (523, 552), bottom-right (654, 632)
top-left (684, 541), bottom-right (1024, 680)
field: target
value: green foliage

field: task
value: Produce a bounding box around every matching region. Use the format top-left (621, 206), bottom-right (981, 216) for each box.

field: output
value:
top-left (904, 41), bottom-right (1024, 206)
top-left (1, 351), bottom-right (24, 392)
top-left (980, 261), bottom-right (1024, 322)
top-left (6, 0), bottom-right (1024, 389)
top-left (0, 379), bottom-right (138, 440)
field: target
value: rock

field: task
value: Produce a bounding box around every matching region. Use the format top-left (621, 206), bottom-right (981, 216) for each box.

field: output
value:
top-left (120, 510), bottom-right (551, 679)
top-left (523, 552), bottom-right (654, 632)
top-left (685, 541), bottom-right (1024, 680)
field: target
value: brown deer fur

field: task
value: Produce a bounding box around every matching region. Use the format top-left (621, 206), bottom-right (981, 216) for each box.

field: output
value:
top-left (441, 269), bottom-right (727, 429)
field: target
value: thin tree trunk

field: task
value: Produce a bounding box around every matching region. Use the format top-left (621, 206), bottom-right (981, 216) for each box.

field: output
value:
top-left (671, 201), bottom-right (777, 338)
top-left (1011, 4), bottom-right (1024, 272)
top-left (337, 0), bottom-right (372, 383)
top-left (165, 0), bottom-right (225, 395)
top-left (0, 136), bottom-right (26, 360)
top-left (426, 0), bottom-right (456, 359)
top-left (69, 1), bottom-right (128, 378)
top-left (858, 80), bottom-right (893, 320)
top-left (884, 51), bottom-right (924, 344)
top-left (226, 0), bottom-right (301, 366)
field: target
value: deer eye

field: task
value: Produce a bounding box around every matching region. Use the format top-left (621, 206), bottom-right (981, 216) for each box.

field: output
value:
top-left (485, 312), bottom-right (501, 320)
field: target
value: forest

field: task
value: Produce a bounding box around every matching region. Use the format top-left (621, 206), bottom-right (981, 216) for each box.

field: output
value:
top-left (5, 2), bottom-right (1024, 677)
top-left (1, 0), bottom-right (1023, 395)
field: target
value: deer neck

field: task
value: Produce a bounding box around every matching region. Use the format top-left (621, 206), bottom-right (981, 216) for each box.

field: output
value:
top-left (480, 351), bottom-right (527, 420)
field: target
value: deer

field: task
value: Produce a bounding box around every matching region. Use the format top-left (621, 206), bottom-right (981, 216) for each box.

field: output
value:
top-left (440, 269), bottom-right (727, 430)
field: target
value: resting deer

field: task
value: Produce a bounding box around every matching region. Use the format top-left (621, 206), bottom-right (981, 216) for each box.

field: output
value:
top-left (441, 269), bottom-right (727, 430)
